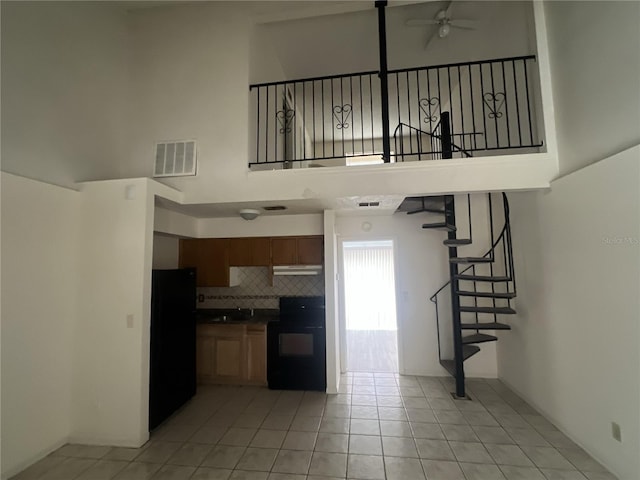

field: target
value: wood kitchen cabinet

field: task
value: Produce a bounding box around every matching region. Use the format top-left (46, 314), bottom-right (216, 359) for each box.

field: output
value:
top-left (196, 324), bottom-right (266, 386)
top-left (180, 235), bottom-right (324, 286)
top-left (271, 236), bottom-right (323, 265)
top-left (228, 237), bottom-right (271, 266)
top-left (179, 238), bottom-right (230, 287)
top-left (297, 236), bottom-right (324, 264)
top-left (245, 326), bottom-right (267, 383)
top-left (271, 237), bottom-right (298, 265)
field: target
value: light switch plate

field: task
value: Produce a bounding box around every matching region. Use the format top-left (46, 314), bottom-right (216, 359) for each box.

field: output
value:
top-left (126, 314), bottom-right (134, 329)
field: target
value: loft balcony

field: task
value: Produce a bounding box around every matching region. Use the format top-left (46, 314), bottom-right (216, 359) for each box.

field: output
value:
top-left (249, 55), bottom-right (544, 171)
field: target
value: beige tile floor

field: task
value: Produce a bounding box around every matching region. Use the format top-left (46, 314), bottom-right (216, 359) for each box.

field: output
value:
top-left (11, 374), bottom-right (618, 480)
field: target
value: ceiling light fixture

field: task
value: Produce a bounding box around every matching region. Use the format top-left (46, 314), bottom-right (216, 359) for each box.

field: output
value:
top-left (438, 23), bottom-right (451, 38)
top-left (239, 209), bottom-right (260, 221)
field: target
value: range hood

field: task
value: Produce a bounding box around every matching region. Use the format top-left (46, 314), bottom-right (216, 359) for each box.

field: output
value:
top-left (272, 265), bottom-right (323, 276)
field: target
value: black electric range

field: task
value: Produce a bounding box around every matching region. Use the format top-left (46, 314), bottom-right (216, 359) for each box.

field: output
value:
top-left (267, 296), bottom-right (326, 391)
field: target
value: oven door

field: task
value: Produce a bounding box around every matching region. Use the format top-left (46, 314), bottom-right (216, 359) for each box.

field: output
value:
top-left (267, 323), bottom-right (326, 391)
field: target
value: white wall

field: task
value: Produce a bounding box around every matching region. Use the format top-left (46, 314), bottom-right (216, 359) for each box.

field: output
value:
top-left (0, 2), bottom-right (130, 189)
top-left (499, 147), bottom-right (640, 480)
top-left (126, 3), bottom-right (252, 198)
top-left (1, 173), bottom-right (80, 478)
top-left (544, 1), bottom-right (640, 176)
top-left (336, 198), bottom-right (500, 378)
top-left (494, 3), bottom-right (640, 478)
top-left (154, 207), bottom-right (198, 239)
top-left (71, 178), bottom-right (181, 447)
top-left (324, 211), bottom-right (341, 394)
top-left (72, 179), bottom-right (153, 446)
top-left (152, 234), bottom-right (179, 270)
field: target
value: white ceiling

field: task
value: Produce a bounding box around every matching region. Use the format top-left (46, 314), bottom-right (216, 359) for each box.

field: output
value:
top-left (155, 194), bottom-right (406, 219)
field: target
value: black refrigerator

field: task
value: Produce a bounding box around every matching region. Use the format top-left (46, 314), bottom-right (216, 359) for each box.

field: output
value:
top-left (149, 268), bottom-right (197, 431)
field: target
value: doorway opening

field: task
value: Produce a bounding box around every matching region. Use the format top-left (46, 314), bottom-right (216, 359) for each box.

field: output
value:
top-left (342, 239), bottom-right (398, 373)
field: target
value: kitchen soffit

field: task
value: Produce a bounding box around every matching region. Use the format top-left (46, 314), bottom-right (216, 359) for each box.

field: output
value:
top-left (154, 195), bottom-right (406, 219)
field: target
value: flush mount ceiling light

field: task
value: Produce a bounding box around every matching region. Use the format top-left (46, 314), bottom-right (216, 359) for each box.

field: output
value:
top-left (239, 209), bottom-right (260, 221)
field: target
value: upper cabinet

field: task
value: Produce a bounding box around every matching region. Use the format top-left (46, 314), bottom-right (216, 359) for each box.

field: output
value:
top-left (297, 237), bottom-right (324, 265)
top-left (179, 235), bottom-right (323, 286)
top-left (228, 237), bottom-right (270, 266)
top-left (271, 236), bottom-right (323, 265)
top-left (271, 237), bottom-right (298, 265)
top-left (179, 238), bottom-right (230, 287)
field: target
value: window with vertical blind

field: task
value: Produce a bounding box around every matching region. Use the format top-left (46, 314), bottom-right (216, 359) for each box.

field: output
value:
top-left (343, 240), bottom-right (397, 331)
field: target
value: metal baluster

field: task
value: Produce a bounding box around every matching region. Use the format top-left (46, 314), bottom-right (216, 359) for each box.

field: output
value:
top-left (255, 87), bottom-right (260, 164)
top-left (490, 63), bottom-right (499, 148)
top-left (447, 67), bottom-right (454, 142)
top-left (369, 74), bottom-right (374, 155)
top-left (501, 61), bottom-right (511, 148)
top-left (469, 65), bottom-right (477, 151)
top-left (457, 65), bottom-right (464, 155)
top-left (322, 79), bottom-right (326, 158)
top-left (331, 79), bottom-right (335, 158)
top-left (302, 81), bottom-right (306, 160)
top-left (396, 72), bottom-right (401, 161)
top-left (312, 80), bottom-right (316, 159)
top-left (350, 75), bottom-right (355, 157)
top-left (512, 60), bottom-right (523, 146)
top-left (360, 75), bottom-right (364, 155)
top-left (416, 69), bottom-right (422, 160)
top-left (406, 71), bottom-right (412, 158)
top-left (524, 59), bottom-right (534, 145)
top-left (479, 65), bottom-right (488, 149)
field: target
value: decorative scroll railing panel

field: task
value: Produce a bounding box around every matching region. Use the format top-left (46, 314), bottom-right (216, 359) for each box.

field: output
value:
top-left (249, 55), bottom-right (543, 169)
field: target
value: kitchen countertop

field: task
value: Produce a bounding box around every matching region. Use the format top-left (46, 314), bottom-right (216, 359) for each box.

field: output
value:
top-left (196, 308), bottom-right (279, 326)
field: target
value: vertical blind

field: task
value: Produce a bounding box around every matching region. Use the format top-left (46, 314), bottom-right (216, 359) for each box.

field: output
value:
top-left (343, 240), bottom-right (397, 331)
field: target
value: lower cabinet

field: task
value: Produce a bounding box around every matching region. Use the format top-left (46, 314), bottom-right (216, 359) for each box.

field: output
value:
top-left (196, 324), bottom-right (266, 386)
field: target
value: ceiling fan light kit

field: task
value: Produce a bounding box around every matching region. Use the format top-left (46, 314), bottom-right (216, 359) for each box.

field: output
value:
top-left (405, 0), bottom-right (478, 48)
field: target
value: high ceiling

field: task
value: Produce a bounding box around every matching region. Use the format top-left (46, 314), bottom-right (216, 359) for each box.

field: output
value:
top-left (252, 1), bottom-right (535, 83)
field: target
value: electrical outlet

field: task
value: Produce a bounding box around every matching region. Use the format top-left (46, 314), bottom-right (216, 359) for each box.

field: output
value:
top-left (126, 314), bottom-right (134, 329)
top-left (611, 422), bottom-right (622, 442)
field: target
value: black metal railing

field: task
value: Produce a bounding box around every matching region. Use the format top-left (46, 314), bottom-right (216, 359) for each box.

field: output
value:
top-left (249, 55), bottom-right (542, 169)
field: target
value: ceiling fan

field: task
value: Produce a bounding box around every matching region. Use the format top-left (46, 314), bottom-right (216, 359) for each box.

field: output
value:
top-left (405, 1), bottom-right (477, 49)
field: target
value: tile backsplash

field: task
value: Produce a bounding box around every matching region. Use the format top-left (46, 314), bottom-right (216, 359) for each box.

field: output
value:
top-left (197, 266), bottom-right (324, 309)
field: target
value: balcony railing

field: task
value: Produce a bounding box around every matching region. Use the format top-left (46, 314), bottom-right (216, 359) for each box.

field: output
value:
top-left (248, 55), bottom-right (543, 169)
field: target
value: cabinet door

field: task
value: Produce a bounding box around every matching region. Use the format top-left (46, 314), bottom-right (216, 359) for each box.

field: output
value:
top-left (271, 237), bottom-right (297, 265)
top-left (196, 334), bottom-right (215, 381)
top-left (229, 237), bottom-right (271, 266)
top-left (246, 327), bottom-right (266, 385)
top-left (251, 237), bottom-right (271, 266)
top-left (214, 335), bottom-right (243, 378)
top-left (200, 239), bottom-right (229, 287)
top-left (179, 239), bottom-right (199, 268)
top-left (297, 237), bottom-right (324, 265)
top-left (228, 238), bottom-right (252, 266)
top-left (179, 238), bottom-right (229, 287)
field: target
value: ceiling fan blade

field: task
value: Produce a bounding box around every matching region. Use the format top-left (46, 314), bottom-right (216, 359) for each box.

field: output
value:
top-left (425, 27), bottom-right (440, 50)
top-left (406, 19), bottom-right (439, 26)
top-left (444, 0), bottom-right (455, 19)
top-left (450, 19), bottom-right (478, 30)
